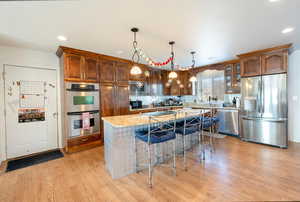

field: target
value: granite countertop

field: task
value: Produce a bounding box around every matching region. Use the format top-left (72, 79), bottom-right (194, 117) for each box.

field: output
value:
top-left (102, 109), bottom-right (207, 128)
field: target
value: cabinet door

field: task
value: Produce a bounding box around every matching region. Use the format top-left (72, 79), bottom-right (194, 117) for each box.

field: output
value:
top-left (115, 62), bottom-right (129, 84)
top-left (161, 71), bottom-right (170, 95)
top-left (65, 53), bottom-right (83, 81)
top-left (99, 60), bottom-right (115, 83)
top-left (241, 56), bottom-right (261, 77)
top-left (100, 83), bottom-right (115, 117)
top-left (115, 85), bottom-right (129, 115)
top-left (84, 57), bottom-right (99, 82)
top-left (262, 50), bottom-right (287, 75)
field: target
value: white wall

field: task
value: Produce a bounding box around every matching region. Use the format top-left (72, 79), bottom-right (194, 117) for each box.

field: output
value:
top-left (0, 45), bottom-right (62, 163)
top-left (288, 49), bottom-right (300, 142)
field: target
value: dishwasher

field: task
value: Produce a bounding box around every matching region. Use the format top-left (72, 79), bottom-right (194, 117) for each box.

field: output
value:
top-left (217, 109), bottom-right (239, 136)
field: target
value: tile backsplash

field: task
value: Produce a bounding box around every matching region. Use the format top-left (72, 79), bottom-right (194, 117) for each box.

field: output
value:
top-left (130, 94), bottom-right (240, 106)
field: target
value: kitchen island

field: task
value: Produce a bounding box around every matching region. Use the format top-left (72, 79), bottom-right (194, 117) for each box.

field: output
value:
top-left (102, 110), bottom-right (202, 179)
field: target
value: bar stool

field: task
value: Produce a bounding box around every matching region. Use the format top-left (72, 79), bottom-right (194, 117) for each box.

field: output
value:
top-left (134, 111), bottom-right (177, 188)
top-left (176, 109), bottom-right (203, 171)
top-left (200, 108), bottom-right (220, 158)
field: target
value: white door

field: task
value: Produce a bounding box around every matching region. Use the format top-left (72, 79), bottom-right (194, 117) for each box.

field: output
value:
top-left (4, 65), bottom-right (58, 159)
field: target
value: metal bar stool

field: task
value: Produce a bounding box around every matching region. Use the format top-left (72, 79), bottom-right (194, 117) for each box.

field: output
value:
top-left (134, 111), bottom-right (177, 188)
top-left (176, 109), bottom-right (203, 171)
top-left (200, 108), bottom-right (220, 158)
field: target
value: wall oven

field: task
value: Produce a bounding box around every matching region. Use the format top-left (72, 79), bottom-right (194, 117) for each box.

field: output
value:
top-left (65, 82), bottom-right (99, 113)
top-left (67, 110), bottom-right (100, 138)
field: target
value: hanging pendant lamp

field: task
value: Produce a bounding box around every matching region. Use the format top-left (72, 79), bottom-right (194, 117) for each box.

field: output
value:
top-left (189, 51), bottom-right (197, 82)
top-left (168, 41), bottom-right (178, 79)
top-left (130, 28), bottom-right (142, 75)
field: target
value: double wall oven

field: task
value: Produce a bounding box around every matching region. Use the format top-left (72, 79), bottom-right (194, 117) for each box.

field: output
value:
top-left (65, 82), bottom-right (100, 138)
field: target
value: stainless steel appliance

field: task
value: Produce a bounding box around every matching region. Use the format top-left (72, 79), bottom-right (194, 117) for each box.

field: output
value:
top-left (240, 74), bottom-right (287, 148)
top-left (67, 110), bottom-right (100, 137)
top-left (66, 82), bottom-right (99, 113)
top-left (130, 100), bottom-right (142, 109)
top-left (218, 109), bottom-right (239, 136)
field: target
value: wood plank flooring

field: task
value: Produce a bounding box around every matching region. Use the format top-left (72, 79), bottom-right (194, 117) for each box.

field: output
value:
top-left (0, 137), bottom-right (300, 202)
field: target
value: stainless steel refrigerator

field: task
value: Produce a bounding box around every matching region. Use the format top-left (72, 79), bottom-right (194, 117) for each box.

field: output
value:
top-left (240, 74), bottom-right (288, 148)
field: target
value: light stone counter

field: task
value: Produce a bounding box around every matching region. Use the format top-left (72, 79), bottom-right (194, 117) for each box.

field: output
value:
top-left (103, 109), bottom-right (204, 179)
top-left (102, 109), bottom-right (201, 128)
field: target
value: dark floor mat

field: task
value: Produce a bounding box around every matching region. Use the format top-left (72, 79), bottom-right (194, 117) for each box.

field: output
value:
top-left (6, 150), bottom-right (64, 172)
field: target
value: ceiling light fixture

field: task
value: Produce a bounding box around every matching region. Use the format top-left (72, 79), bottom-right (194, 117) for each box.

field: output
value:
top-left (281, 27), bottom-right (295, 34)
top-left (57, 35), bottom-right (67, 41)
top-left (269, 0), bottom-right (280, 2)
top-left (130, 28), bottom-right (142, 75)
top-left (189, 51), bottom-right (197, 82)
top-left (168, 41), bottom-right (178, 79)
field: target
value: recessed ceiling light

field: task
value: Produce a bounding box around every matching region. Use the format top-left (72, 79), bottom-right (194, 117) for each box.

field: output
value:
top-left (57, 35), bottom-right (67, 41)
top-left (269, 0), bottom-right (280, 2)
top-left (281, 27), bottom-right (295, 34)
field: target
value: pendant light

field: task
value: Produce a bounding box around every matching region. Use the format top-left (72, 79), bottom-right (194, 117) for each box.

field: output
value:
top-left (189, 51), bottom-right (197, 82)
top-left (168, 41), bottom-right (178, 79)
top-left (130, 28), bottom-right (142, 75)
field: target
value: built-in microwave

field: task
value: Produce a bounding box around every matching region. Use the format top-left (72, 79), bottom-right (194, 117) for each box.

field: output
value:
top-left (65, 82), bottom-right (99, 113)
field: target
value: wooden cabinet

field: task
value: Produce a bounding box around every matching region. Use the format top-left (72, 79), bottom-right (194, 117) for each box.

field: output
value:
top-left (100, 83), bottom-right (129, 135)
top-left (261, 50), bottom-right (288, 75)
top-left (115, 85), bottom-right (129, 115)
top-left (100, 83), bottom-right (115, 117)
top-left (240, 56), bottom-right (261, 77)
top-left (65, 53), bottom-right (83, 81)
top-left (99, 59), bottom-right (115, 83)
top-left (84, 57), bottom-right (99, 82)
top-left (239, 44), bottom-right (291, 77)
top-left (99, 59), bottom-right (129, 84)
top-left (115, 62), bottom-right (129, 84)
top-left (64, 53), bottom-right (99, 83)
top-left (224, 62), bottom-right (241, 94)
top-left (162, 70), bottom-right (171, 95)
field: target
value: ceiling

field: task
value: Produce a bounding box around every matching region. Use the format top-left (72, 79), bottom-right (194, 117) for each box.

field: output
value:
top-left (0, 0), bottom-right (299, 68)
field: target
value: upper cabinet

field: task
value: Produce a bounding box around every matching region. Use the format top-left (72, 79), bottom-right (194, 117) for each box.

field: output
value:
top-left (224, 60), bottom-right (241, 94)
top-left (99, 59), bottom-right (129, 84)
top-left (261, 50), bottom-right (288, 75)
top-left (84, 56), bottom-right (99, 82)
top-left (240, 56), bottom-right (261, 77)
top-left (115, 62), bottom-right (130, 84)
top-left (99, 59), bottom-right (115, 83)
top-left (238, 44), bottom-right (291, 78)
top-left (65, 53), bottom-right (83, 81)
top-left (58, 48), bottom-right (99, 83)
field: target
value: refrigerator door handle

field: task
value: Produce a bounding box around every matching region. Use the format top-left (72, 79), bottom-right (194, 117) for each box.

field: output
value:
top-left (261, 79), bottom-right (265, 114)
top-left (241, 116), bottom-right (287, 122)
top-left (258, 78), bottom-right (262, 115)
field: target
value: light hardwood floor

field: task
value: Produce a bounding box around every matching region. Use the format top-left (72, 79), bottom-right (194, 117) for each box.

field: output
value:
top-left (0, 137), bottom-right (300, 202)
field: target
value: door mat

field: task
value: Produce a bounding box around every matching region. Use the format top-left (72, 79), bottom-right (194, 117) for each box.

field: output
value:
top-left (6, 150), bottom-right (64, 172)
